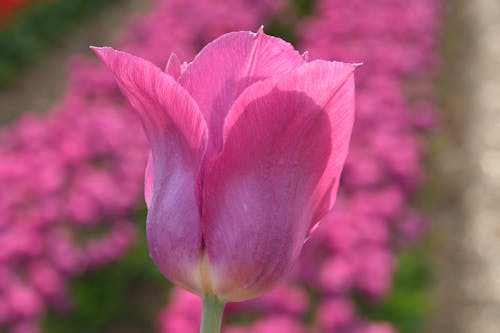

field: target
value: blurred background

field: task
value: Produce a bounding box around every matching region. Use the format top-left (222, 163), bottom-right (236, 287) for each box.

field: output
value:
top-left (0, 0), bottom-right (498, 332)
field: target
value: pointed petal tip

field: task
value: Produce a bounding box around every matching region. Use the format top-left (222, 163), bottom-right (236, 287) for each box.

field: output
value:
top-left (89, 45), bottom-right (101, 55)
top-left (352, 62), bottom-right (363, 68)
top-left (90, 46), bottom-right (119, 62)
top-left (302, 51), bottom-right (310, 61)
top-left (165, 52), bottom-right (182, 78)
top-left (168, 52), bottom-right (179, 61)
top-left (89, 45), bottom-right (110, 53)
top-left (254, 25), bottom-right (265, 38)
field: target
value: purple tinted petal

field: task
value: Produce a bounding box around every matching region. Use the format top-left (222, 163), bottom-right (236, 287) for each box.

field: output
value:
top-left (92, 47), bottom-right (208, 293)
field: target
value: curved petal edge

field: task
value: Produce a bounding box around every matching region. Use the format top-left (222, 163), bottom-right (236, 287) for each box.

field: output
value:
top-left (92, 46), bottom-right (208, 293)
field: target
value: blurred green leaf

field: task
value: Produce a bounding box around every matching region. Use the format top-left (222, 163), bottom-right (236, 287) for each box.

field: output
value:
top-left (0, 0), bottom-right (122, 87)
top-left (43, 214), bottom-right (168, 333)
top-left (293, 0), bottom-right (316, 16)
top-left (355, 246), bottom-right (432, 333)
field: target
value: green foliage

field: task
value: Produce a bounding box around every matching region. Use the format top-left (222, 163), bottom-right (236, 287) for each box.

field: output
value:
top-left (292, 0), bottom-right (316, 16)
top-left (0, 0), bottom-right (121, 87)
top-left (265, 0), bottom-right (317, 46)
top-left (265, 20), bottom-right (298, 46)
top-left (43, 221), bottom-right (168, 333)
top-left (355, 246), bottom-right (432, 333)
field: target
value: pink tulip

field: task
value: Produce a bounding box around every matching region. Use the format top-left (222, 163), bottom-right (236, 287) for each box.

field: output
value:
top-left (92, 27), bottom-right (355, 330)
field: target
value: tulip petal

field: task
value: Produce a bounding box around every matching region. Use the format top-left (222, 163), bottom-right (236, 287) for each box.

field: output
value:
top-left (165, 53), bottom-right (182, 79)
top-left (202, 60), bottom-right (356, 301)
top-left (92, 47), bottom-right (208, 293)
top-left (144, 152), bottom-right (153, 207)
top-left (179, 28), bottom-right (305, 162)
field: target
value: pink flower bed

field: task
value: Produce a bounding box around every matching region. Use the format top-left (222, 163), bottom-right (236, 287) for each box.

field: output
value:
top-left (0, 86), bottom-right (146, 332)
top-left (0, 0), bottom-right (440, 332)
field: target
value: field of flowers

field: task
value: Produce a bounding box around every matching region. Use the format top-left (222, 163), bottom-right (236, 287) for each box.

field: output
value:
top-left (0, 0), bottom-right (441, 332)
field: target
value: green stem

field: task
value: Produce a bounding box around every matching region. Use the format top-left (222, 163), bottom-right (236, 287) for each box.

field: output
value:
top-left (200, 295), bottom-right (226, 333)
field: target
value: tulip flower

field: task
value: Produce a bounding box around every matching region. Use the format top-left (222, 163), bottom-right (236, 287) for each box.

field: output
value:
top-left (92, 27), bottom-right (356, 333)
